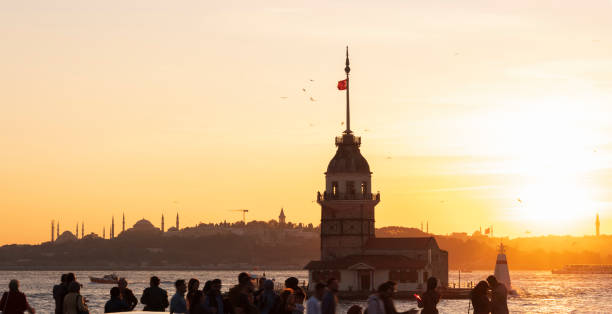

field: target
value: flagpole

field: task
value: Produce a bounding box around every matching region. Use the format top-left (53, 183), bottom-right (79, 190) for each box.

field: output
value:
top-left (345, 46), bottom-right (351, 134)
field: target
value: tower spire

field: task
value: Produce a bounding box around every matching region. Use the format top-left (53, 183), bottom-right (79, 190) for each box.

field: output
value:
top-left (344, 46), bottom-right (352, 134)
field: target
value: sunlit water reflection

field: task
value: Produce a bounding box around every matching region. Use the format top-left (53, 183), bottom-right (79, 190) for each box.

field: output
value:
top-left (0, 270), bottom-right (609, 313)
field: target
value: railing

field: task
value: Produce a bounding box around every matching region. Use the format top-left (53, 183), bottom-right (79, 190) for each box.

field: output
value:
top-left (317, 191), bottom-right (380, 201)
top-left (335, 135), bottom-right (361, 146)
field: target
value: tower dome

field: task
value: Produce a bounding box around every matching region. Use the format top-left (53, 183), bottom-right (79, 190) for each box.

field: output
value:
top-left (326, 133), bottom-right (370, 174)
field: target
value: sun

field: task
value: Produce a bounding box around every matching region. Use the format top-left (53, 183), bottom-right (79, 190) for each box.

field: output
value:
top-left (492, 97), bottom-right (604, 229)
top-left (515, 176), bottom-right (596, 224)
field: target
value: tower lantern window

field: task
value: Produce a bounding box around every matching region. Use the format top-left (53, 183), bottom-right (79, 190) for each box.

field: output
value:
top-left (347, 181), bottom-right (355, 195)
top-left (332, 182), bottom-right (338, 196)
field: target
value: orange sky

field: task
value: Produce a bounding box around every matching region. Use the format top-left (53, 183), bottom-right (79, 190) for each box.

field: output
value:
top-left (2, 1), bottom-right (612, 244)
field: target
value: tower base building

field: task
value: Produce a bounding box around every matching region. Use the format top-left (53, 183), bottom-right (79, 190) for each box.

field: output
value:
top-left (304, 49), bottom-right (448, 292)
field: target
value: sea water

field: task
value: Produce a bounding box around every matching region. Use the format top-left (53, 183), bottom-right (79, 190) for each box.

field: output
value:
top-left (0, 270), bottom-right (610, 313)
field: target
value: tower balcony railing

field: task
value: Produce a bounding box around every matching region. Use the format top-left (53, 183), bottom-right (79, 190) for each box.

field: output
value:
top-left (335, 135), bottom-right (361, 146)
top-left (317, 191), bottom-right (380, 202)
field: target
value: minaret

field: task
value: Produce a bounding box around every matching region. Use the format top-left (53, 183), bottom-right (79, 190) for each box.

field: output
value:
top-left (161, 214), bottom-right (165, 232)
top-left (103, 226), bottom-right (105, 239)
top-left (427, 221), bottom-right (429, 233)
top-left (51, 220), bottom-right (55, 243)
top-left (596, 213), bottom-right (601, 237)
top-left (176, 212), bottom-right (179, 230)
top-left (111, 216), bottom-right (115, 239)
top-left (317, 47), bottom-right (379, 261)
top-left (122, 212), bottom-right (125, 233)
top-left (81, 222), bottom-right (84, 238)
top-left (57, 221), bottom-right (60, 239)
top-left (279, 208), bottom-right (286, 225)
top-left (75, 223), bottom-right (79, 239)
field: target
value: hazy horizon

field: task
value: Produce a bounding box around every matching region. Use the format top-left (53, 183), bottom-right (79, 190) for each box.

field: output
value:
top-left (3, 0), bottom-right (612, 245)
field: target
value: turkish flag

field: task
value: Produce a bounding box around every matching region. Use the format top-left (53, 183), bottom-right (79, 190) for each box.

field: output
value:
top-left (337, 79), bottom-right (347, 90)
top-left (484, 228), bottom-right (490, 235)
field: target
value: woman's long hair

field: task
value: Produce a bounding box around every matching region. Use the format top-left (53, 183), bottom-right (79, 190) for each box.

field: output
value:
top-left (8, 280), bottom-right (18, 293)
top-left (426, 277), bottom-right (438, 291)
top-left (471, 281), bottom-right (489, 298)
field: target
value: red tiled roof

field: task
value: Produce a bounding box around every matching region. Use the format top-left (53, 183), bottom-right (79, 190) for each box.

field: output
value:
top-left (364, 237), bottom-right (437, 250)
top-left (304, 255), bottom-right (427, 270)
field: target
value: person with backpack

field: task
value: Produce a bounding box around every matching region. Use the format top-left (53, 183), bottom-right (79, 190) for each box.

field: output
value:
top-left (62, 281), bottom-right (88, 314)
top-left (0, 279), bottom-right (36, 314)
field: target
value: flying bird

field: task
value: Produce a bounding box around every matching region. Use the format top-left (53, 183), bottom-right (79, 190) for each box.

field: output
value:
top-left (280, 96), bottom-right (288, 99)
top-left (302, 88), bottom-right (306, 92)
top-left (340, 121), bottom-right (345, 126)
top-left (309, 79), bottom-right (314, 82)
top-left (309, 97), bottom-right (316, 102)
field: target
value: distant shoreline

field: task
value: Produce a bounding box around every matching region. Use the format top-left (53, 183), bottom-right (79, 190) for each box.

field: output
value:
top-left (0, 266), bottom-right (541, 271)
top-left (0, 265), bottom-right (306, 271)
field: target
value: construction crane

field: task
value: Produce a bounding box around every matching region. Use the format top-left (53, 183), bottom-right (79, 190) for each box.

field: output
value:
top-left (229, 209), bottom-right (248, 224)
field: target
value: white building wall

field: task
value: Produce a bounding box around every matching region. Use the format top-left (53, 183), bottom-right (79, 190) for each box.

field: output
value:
top-left (338, 270), bottom-right (358, 291)
top-left (373, 270), bottom-right (389, 291)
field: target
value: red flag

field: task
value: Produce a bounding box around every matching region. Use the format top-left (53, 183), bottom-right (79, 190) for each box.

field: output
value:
top-left (337, 79), bottom-right (347, 90)
top-left (484, 228), bottom-right (490, 235)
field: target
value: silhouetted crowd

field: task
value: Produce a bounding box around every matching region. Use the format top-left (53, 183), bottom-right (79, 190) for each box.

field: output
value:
top-left (0, 273), bottom-right (509, 314)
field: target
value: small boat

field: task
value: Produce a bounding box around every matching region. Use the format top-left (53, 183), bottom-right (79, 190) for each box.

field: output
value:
top-left (90, 274), bottom-right (120, 284)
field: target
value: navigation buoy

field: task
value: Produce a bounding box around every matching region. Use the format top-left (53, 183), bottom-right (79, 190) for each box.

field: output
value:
top-left (494, 243), bottom-right (517, 295)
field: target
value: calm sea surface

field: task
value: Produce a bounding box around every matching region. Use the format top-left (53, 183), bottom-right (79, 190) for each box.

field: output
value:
top-left (0, 270), bottom-right (609, 313)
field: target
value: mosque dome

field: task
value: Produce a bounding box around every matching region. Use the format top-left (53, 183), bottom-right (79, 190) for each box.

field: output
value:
top-left (55, 231), bottom-right (77, 243)
top-left (81, 233), bottom-right (102, 240)
top-left (326, 133), bottom-right (371, 174)
top-left (133, 219), bottom-right (156, 230)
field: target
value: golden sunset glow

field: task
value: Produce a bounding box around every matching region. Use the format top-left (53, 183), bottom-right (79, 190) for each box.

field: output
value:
top-left (2, 1), bottom-right (612, 245)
